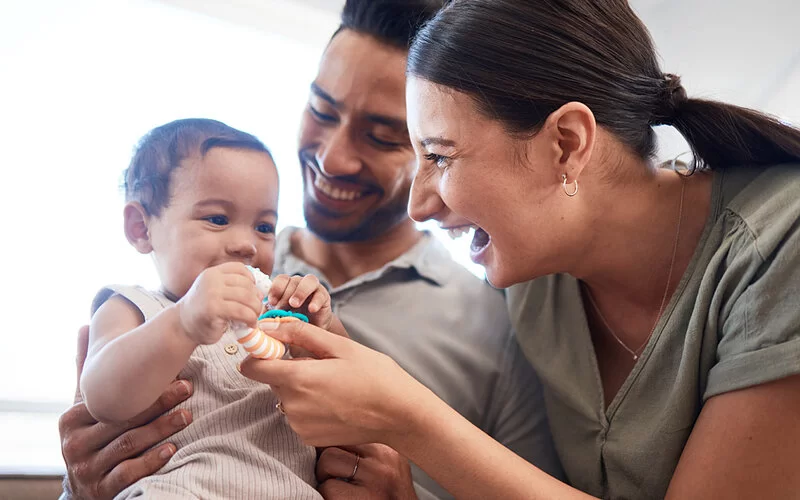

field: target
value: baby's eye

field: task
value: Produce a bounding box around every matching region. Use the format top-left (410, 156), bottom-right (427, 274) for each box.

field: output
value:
top-left (256, 222), bottom-right (276, 234)
top-left (204, 215), bottom-right (229, 226)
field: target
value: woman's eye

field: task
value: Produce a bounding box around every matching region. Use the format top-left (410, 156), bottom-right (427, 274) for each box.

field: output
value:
top-left (204, 215), bottom-right (229, 226)
top-left (424, 153), bottom-right (450, 169)
top-left (256, 223), bottom-right (276, 234)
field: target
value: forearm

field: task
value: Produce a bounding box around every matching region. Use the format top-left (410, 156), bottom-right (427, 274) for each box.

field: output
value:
top-left (81, 306), bottom-right (196, 423)
top-left (391, 381), bottom-right (591, 500)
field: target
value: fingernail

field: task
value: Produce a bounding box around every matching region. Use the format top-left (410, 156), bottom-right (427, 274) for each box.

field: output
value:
top-left (159, 444), bottom-right (176, 460)
top-left (171, 411), bottom-right (189, 427)
top-left (290, 298), bottom-right (300, 307)
top-left (236, 362), bottom-right (242, 373)
top-left (178, 380), bottom-right (192, 397)
top-left (259, 321), bottom-right (279, 330)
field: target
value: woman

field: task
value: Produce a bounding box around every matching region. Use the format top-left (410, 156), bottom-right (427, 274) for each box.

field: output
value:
top-left (241, 0), bottom-right (800, 497)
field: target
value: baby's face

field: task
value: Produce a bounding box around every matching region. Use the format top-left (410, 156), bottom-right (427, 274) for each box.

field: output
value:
top-left (147, 147), bottom-right (279, 299)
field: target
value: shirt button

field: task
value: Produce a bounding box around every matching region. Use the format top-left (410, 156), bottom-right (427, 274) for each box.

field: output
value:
top-left (224, 343), bottom-right (239, 355)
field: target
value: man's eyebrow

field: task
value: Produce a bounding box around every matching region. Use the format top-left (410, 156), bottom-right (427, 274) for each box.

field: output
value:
top-left (420, 137), bottom-right (456, 148)
top-left (310, 83), bottom-right (340, 108)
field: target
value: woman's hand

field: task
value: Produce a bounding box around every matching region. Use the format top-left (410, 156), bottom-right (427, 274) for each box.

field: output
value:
top-left (239, 320), bottom-right (425, 448)
top-left (316, 444), bottom-right (419, 499)
top-left (60, 326), bottom-right (192, 499)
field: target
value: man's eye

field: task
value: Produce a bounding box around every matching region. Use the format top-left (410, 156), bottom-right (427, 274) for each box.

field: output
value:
top-left (368, 134), bottom-right (404, 148)
top-left (424, 153), bottom-right (450, 169)
top-left (256, 223), bottom-right (275, 234)
top-left (204, 215), bottom-right (229, 226)
top-left (309, 105), bottom-right (336, 122)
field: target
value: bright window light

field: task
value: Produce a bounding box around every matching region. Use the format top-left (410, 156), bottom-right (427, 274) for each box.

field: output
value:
top-left (0, 0), bottom-right (482, 475)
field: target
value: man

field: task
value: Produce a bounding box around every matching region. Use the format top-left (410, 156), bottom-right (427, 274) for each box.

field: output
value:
top-left (58, 1), bottom-right (562, 498)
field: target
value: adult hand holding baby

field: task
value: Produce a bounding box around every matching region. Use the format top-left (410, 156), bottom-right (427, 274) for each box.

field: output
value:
top-left (59, 326), bottom-right (193, 499)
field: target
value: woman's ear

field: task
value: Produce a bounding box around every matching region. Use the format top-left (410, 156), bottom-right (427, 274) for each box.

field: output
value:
top-left (541, 101), bottom-right (597, 182)
top-left (123, 202), bottom-right (153, 254)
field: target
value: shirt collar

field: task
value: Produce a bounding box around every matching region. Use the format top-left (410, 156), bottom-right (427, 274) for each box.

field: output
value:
top-left (274, 227), bottom-right (451, 292)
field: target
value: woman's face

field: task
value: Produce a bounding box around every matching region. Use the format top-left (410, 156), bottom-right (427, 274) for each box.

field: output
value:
top-left (406, 78), bottom-right (574, 288)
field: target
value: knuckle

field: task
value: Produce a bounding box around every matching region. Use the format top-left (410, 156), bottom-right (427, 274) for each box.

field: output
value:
top-left (70, 460), bottom-right (92, 483)
top-left (112, 433), bottom-right (137, 456)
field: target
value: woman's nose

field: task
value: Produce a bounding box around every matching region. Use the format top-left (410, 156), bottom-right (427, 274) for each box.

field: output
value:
top-left (408, 170), bottom-right (446, 222)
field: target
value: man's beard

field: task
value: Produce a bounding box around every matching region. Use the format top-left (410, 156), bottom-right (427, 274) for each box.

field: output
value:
top-left (303, 193), bottom-right (411, 243)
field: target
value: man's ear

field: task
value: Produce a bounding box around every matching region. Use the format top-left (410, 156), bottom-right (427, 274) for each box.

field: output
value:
top-left (123, 202), bottom-right (153, 254)
top-left (540, 101), bottom-right (597, 183)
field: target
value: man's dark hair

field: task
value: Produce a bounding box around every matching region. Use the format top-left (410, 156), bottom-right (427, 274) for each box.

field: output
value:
top-left (124, 118), bottom-right (272, 216)
top-left (334, 0), bottom-right (446, 49)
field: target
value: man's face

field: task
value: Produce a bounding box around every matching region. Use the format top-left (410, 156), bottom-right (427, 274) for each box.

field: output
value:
top-left (298, 29), bottom-right (415, 242)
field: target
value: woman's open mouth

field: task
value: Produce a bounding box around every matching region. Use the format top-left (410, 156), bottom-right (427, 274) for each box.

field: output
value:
top-left (444, 224), bottom-right (492, 264)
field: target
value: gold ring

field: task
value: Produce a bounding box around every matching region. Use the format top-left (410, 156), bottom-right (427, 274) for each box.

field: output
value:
top-left (347, 453), bottom-right (360, 482)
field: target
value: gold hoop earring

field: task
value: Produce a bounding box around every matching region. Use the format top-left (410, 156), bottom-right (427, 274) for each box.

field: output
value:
top-left (562, 174), bottom-right (578, 197)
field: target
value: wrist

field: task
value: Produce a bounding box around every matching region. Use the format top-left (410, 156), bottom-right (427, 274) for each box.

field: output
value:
top-left (383, 374), bottom-right (440, 453)
top-left (167, 304), bottom-right (200, 349)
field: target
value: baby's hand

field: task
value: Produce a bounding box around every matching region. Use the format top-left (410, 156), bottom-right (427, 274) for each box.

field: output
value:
top-left (177, 263), bottom-right (262, 345)
top-left (267, 274), bottom-right (334, 330)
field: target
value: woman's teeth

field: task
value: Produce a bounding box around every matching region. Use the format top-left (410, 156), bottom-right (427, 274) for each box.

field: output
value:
top-left (314, 175), bottom-right (364, 201)
top-left (447, 226), bottom-right (476, 240)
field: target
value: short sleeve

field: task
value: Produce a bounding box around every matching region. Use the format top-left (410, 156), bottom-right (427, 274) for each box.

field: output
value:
top-left (705, 212), bottom-right (800, 400)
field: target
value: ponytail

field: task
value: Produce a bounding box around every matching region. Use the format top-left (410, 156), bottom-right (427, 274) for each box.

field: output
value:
top-left (671, 98), bottom-right (800, 171)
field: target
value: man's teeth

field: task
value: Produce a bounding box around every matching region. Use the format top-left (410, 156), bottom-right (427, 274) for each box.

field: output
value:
top-left (314, 175), bottom-right (364, 201)
top-left (447, 226), bottom-right (475, 240)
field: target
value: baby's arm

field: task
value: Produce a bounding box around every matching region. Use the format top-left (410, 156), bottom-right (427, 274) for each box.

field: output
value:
top-left (267, 274), bottom-right (349, 338)
top-left (81, 263), bottom-right (262, 423)
top-left (80, 297), bottom-right (195, 423)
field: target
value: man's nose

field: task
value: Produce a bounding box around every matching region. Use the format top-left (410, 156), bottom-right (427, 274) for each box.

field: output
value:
top-left (316, 127), bottom-right (362, 178)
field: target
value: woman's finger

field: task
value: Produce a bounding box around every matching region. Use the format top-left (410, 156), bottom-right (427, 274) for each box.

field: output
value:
top-left (238, 357), bottom-right (301, 386)
top-left (258, 320), bottom-right (351, 359)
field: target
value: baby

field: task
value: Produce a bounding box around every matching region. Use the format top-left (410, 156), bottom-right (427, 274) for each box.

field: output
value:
top-left (80, 118), bottom-right (346, 499)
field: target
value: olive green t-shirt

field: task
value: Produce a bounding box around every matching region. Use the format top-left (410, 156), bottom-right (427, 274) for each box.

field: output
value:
top-left (507, 163), bottom-right (800, 499)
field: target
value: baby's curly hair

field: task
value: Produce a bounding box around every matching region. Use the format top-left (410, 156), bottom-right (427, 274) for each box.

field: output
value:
top-left (125, 118), bottom-right (272, 216)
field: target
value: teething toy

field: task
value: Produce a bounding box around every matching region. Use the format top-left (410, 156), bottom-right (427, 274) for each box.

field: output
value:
top-left (229, 267), bottom-right (308, 360)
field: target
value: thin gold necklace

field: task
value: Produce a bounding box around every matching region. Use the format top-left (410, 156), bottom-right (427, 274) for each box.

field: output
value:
top-left (585, 177), bottom-right (686, 361)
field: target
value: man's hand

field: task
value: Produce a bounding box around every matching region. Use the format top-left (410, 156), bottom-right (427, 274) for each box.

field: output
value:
top-left (59, 326), bottom-right (193, 499)
top-left (316, 444), bottom-right (418, 499)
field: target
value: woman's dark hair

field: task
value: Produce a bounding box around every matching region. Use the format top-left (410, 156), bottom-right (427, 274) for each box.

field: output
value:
top-left (408, 0), bottom-right (800, 170)
top-left (125, 118), bottom-right (272, 216)
top-left (334, 0), bottom-right (446, 49)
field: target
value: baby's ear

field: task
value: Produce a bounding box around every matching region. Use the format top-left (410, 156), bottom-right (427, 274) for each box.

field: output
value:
top-left (123, 202), bottom-right (153, 254)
